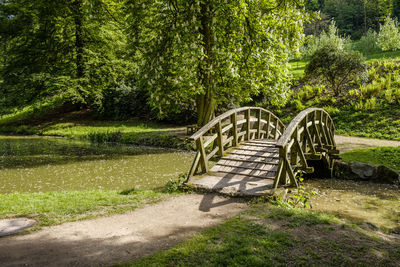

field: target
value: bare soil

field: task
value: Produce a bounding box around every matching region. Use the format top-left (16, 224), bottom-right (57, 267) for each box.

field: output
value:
top-left (0, 193), bottom-right (247, 267)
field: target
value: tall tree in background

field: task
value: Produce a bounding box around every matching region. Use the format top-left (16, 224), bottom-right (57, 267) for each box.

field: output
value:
top-left (0, 0), bottom-right (130, 109)
top-left (128, 0), bottom-right (309, 126)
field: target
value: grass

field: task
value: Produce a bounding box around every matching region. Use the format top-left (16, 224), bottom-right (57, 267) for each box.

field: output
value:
top-left (332, 105), bottom-right (400, 141)
top-left (122, 204), bottom-right (400, 266)
top-left (0, 189), bottom-right (173, 229)
top-left (340, 146), bottom-right (400, 172)
top-left (0, 119), bottom-right (193, 150)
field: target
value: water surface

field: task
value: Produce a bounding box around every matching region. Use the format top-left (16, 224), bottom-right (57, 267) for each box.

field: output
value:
top-left (0, 136), bottom-right (194, 193)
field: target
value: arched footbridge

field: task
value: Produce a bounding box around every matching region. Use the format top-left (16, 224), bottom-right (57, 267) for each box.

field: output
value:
top-left (186, 107), bottom-right (340, 196)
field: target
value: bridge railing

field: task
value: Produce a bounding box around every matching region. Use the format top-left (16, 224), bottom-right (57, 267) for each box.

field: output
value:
top-left (274, 108), bottom-right (339, 189)
top-left (187, 107), bottom-right (285, 181)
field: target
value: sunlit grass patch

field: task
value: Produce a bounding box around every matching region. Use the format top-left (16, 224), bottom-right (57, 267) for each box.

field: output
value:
top-left (0, 189), bottom-right (169, 229)
top-left (340, 146), bottom-right (400, 172)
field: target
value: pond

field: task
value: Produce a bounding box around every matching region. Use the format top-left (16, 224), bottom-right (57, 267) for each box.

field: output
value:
top-left (0, 136), bottom-right (194, 193)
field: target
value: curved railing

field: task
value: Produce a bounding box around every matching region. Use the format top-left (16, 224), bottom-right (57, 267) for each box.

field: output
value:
top-left (187, 107), bottom-right (285, 181)
top-left (273, 108), bottom-right (339, 189)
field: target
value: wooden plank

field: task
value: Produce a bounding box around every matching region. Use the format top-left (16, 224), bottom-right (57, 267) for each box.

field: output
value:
top-left (247, 139), bottom-right (277, 145)
top-left (232, 147), bottom-right (278, 153)
top-left (239, 145), bottom-right (278, 151)
top-left (228, 150), bottom-right (279, 157)
top-left (215, 160), bottom-right (278, 171)
top-left (222, 136), bottom-right (234, 146)
top-left (203, 133), bottom-right (218, 148)
top-left (206, 146), bottom-right (219, 160)
top-left (222, 155), bottom-right (279, 163)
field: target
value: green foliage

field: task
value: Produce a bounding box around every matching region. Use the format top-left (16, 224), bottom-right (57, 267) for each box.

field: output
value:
top-left (353, 29), bottom-right (381, 54)
top-left (87, 130), bottom-right (122, 143)
top-left (377, 16), bottom-right (400, 51)
top-left (0, 0), bottom-right (131, 113)
top-left (340, 146), bottom-right (400, 172)
top-left (301, 21), bottom-right (351, 60)
top-left (305, 43), bottom-right (367, 95)
top-left (129, 0), bottom-right (310, 125)
top-left (165, 173), bottom-right (190, 193)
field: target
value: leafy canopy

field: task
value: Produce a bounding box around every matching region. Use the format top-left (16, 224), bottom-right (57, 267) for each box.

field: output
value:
top-left (128, 0), bottom-right (310, 124)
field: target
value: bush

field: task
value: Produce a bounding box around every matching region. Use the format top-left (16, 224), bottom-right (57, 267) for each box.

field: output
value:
top-left (353, 30), bottom-right (380, 54)
top-left (377, 16), bottom-right (400, 52)
top-left (304, 43), bottom-right (367, 96)
top-left (300, 21), bottom-right (351, 60)
top-left (100, 81), bottom-right (150, 120)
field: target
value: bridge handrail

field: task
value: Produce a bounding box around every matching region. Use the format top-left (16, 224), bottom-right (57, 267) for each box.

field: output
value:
top-left (272, 107), bottom-right (338, 190)
top-left (187, 106), bottom-right (285, 181)
top-left (190, 107), bottom-right (284, 141)
top-left (276, 108), bottom-right (335, 148)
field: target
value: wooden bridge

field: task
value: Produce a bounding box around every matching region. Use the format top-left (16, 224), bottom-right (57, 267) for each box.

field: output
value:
top-left (186, 107), bottom-right (339, 196)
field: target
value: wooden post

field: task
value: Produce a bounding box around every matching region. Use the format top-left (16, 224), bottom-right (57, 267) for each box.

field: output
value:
top-left (274, 118), bottom-right (279, 139)
top-left (232, 112), bottom-right (238, 146)
top-left (245, 109), bottom-right (251, 140)
top-left (257, 109), bottom-right (262, 139)
top-left (266, 113), bottom-right (271, 139)
top-left (186, 152), bottom-right (200, 182)
top-left (216, 120), bottom-right (224, 157)
top-left (290, 128), bottom-right (298, 165)
top-left (196, 137), bottom-right (209, 173)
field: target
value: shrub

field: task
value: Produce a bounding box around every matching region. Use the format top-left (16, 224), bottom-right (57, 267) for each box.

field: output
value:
top-left (377, 16), bottom-right (400, 52)
top-left (353, 29), bottom-right (380, 54)
top-left (305, 43), bottom-right (367, 96)
top-left (300, 20), bottom-right (351, 60)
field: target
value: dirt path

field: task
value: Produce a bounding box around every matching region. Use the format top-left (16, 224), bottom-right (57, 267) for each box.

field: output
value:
top-left (335, 135), bottom-right (400, 153)
top-left (0, 194), bottom-right (247, 267)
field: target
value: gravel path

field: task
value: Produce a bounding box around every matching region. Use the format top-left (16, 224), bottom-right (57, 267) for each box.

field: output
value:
top-left (335, 135), bottom-right (399, 153)
top-left (0, 194), bottom-right (247, 267)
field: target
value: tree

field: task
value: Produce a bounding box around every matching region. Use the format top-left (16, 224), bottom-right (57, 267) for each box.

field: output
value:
top-left (127, 0), bottom-right (310, 126)
top-left (305, 43), bottom-right (366, 96)
top-left (0, 0), bottom-right (131, 110)
top-left (377, 16), bottom-right (400, 51)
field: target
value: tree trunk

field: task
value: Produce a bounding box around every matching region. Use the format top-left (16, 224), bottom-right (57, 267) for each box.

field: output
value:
top-left (197, 1), bottom-right (215, 126)
top-left (73, 0), bottom-right (85, 78)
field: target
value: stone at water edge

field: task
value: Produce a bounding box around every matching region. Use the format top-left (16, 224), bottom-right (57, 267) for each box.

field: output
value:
top-left (0, 218), bottom-right (36, 237)
top-left (333, 161), bottom-right (400, 184)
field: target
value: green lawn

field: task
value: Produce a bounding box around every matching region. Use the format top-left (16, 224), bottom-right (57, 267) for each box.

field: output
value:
top-left (122, 204), bottom-right (400, 266)
top-left (340, 146), bottom-right (400, 172)
top-left (0, 189), bottom-right (173, 230)
top-left (332, 106), bottom-right (400, 141)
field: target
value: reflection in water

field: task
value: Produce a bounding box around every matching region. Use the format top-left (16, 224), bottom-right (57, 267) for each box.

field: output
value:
top-left (305, 179), bottom-right (400, 230)
top-left (0, 136), bottom-right (194, 193)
